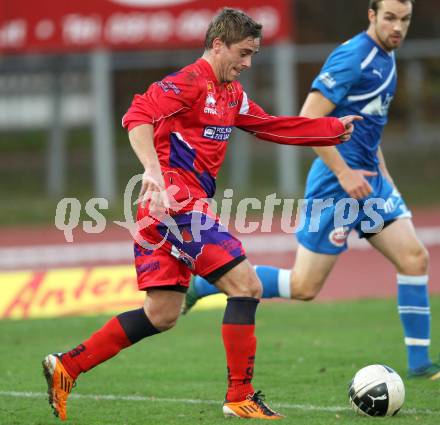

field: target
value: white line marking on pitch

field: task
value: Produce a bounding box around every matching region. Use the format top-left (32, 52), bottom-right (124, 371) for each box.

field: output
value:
top-left (0, 391), bottom-right (437, 416)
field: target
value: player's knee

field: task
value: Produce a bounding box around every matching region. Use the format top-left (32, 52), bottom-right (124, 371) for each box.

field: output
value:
top-left (228, 278), bottom-right (262, 298)
top-left (247, 279), bottom-right (263, 298)
top-left (398, 244), bottom-right (429, 275)
top-left (219, 262), bottom-right (262, 298)
top-left (294, 288), bottom-right (318, 301)
top-left (291, 275), bottom-right (321, 301)
top-left (151, 314), bottom-right (179, 332)
top-left (145, 308), bottom-right (179, 332)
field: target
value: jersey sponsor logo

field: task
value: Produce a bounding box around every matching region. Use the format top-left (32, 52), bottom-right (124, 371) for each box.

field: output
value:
top-left (361, 93), bottom-right (393, 117)
top-left (329, 226), bottom-right (350, 247)
top-left (157, 80), bottom-right (181, 95)
top-left (228, 100), bottom-right (238, 108)
top-left (203, 126), bottom-right (233, 141)
top-left (318, 72), bottom-right (336, 89)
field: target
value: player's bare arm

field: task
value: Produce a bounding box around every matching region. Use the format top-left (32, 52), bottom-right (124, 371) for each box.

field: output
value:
top-left (301, 91), bottom-right (376, 199)
top-left (377, 146), bottom-right (396, 188)
top-left (128, 124), bottom-right (170, 212)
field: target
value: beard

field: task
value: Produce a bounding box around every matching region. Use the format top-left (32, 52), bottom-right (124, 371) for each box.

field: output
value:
top-left (375, 26), bottom-right (404, 51)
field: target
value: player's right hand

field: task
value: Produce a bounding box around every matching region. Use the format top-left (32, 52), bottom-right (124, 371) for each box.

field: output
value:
top-left (137, 170), bottom-right (170, 216)
top-left (338, 115), bottom-right (363, 142)
top-left (336, 168), bottom-right (377, 199)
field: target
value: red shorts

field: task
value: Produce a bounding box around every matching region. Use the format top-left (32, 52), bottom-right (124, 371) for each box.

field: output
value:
top-left (133, 209), bottom-right (246, 291)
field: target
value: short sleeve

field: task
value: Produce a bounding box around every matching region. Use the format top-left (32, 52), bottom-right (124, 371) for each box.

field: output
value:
top-left (311, 42), bottom-right (362, 105)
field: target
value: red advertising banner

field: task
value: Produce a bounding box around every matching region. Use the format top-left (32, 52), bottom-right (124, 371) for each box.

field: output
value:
top-left (0, 0), bottom-right (292, 54)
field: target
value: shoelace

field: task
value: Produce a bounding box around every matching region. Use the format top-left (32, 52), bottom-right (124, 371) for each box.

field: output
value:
top-left (247, 391), bottom-right (279, 416)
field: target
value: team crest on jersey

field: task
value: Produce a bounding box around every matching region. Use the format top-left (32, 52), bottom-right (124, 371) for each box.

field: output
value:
top-left (206, 81), bottom-right (216, 93)
top-left (226, 83), bottom-right (236, 93)
top-left (329, 226), bottom-right (350, 247)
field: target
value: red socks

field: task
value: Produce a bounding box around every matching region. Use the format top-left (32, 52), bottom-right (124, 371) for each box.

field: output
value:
top-left (61, 308), bottom-right (160, 380)
top-left (222, 297), bottom-right (259, 402)
top-left (59, 298), bottom-right (260, 404)
top-left (61, 317), bottom-right (131, 380)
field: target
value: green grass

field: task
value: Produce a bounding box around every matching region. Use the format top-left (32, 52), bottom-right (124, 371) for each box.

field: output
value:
top-left (1, 297), bottom-right (440, 424)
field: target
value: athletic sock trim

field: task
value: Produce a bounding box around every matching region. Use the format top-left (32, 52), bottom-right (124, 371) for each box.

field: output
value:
top-left (117, 308), bottom-right (160, 344)
top-left (278, 269), bottom-right (291, 299)
top-left (405, 337), bottom-right (430, 346)
top-left (223, 297), bottom-right (259, 325)
top-left (397, 274), bottom-right (429, 285)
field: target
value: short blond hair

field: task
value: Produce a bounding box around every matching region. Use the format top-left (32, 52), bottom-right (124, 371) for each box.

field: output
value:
top-left (204, 8), bottom-right (262, 49)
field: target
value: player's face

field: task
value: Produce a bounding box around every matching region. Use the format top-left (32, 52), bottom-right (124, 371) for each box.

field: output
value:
top-left (368, 0), bottom-right (412, 51)
top-left (217, 37), bottom-right (260, 82)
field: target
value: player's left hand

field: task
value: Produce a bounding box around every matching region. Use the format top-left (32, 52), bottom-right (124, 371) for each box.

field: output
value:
top-left (339, 115), bottom-right (363, 141)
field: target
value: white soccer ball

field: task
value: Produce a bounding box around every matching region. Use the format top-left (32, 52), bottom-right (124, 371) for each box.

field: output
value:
top-left (348, 364), bottom-right (405, 417)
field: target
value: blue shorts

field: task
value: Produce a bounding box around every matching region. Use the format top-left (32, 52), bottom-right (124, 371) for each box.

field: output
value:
top-left (296, 159), bottom-right (412, 255)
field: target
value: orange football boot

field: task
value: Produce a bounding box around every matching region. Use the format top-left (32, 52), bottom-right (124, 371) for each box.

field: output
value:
top-left (223, 391), bottom-right (284, 419)
top-left (42, 354), bottom-right (75, 421)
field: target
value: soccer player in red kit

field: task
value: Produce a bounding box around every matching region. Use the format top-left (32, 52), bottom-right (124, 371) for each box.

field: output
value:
top-left (43, 8), bottom-right (360, 420)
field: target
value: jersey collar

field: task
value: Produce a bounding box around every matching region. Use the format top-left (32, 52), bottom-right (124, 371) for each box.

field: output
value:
top-left (196, 58), bottom-right (220, 85)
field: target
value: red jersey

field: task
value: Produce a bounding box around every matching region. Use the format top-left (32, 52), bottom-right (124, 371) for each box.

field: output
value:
top-left (122, 58), bottom-right (345, 210)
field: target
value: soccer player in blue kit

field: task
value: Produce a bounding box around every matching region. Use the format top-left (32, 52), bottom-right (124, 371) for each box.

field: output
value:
top-left (184, 0), bottom-right (440, 379)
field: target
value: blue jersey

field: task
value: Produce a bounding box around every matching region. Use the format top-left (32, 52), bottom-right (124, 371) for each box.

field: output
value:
top-left (296, 32), bottom-right (410, 255)
top-left (311, 32), bottom-right (397, 169)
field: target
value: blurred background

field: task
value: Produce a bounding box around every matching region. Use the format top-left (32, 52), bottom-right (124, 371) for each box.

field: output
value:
top-left (0, 0), bottom-right (439, 319)
top-left (1, 0), bottom-right (439, 225)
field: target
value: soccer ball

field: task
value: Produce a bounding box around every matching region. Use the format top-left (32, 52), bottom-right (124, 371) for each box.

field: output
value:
top-left (348, 364), bottom-right (405, 417)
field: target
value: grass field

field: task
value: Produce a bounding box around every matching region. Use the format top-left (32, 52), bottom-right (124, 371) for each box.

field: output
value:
top-left (1, 298), bottom-right (440, 425)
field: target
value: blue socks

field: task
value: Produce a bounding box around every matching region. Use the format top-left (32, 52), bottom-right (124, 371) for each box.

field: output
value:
top-left (193, 274), bottom-right (220, 297)
top-left (397, 274), bottom-right (431, 371)
top-left (255, 266), bottom-right (284, 298)
top-left (193, 266), bottom-right (291, 299)
top-left (193, 269), bottom-right (433, 371)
